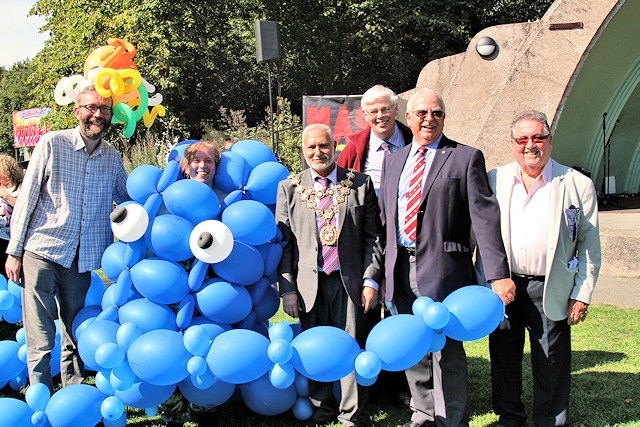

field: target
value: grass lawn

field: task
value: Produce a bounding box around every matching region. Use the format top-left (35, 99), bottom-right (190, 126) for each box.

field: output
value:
top-left (2, 304), bottom-right (639, 426)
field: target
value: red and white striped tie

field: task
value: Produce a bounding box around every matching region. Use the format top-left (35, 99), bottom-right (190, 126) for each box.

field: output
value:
top-left (317, 177), bottom-right (339, 273)
top-left (404, 146), bottom-right (427, 241)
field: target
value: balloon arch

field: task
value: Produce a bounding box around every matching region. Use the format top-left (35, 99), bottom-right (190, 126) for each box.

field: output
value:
top-left (0, 139), bottom-right (504, 426)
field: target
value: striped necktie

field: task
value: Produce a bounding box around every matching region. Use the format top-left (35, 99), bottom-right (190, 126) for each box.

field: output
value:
top-left (381, 141), bottom-right (391, 156)
top-left (404, 146), bottom-right (427, 241)
top-left (316, 177), bottom-right (339, 273)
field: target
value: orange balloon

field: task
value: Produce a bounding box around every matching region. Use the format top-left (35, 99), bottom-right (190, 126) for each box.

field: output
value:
top-left (84, 38), bottom-right (138, 78)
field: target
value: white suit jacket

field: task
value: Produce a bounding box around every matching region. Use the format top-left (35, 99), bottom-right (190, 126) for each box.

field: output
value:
top-left (482, 160), bottom-right (601, 321)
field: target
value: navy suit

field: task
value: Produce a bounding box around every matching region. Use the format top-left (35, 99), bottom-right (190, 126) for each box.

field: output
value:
top-left (379, 135), bottom-right (510, 426)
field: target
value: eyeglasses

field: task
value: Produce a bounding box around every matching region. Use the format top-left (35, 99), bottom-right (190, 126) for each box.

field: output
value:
top-left (79, 104), bottom-right (112, 114)
top-left (513, 135), bottom-right (549, 145)
top-left (411, 110), bottom-right (445, 119)
top-left (366, 106), bottom-right (394, 116)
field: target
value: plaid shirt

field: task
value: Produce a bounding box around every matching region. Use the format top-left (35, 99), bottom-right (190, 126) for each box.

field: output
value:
top-left (8, 127), bottom-right (129, 272)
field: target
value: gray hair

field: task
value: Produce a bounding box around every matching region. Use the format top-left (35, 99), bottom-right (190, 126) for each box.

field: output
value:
top-left (361, 85), bottom-right (398, 109)
top-left (302, 123), bottom-right (333, 143)
top-left (406, 88), bottom-right (446, 113)
top-left (510, 110), bottom-right (551, 138)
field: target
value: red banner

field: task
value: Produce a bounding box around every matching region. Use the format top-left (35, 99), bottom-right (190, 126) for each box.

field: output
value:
top-left (302, 95), bottom-right (366, 152)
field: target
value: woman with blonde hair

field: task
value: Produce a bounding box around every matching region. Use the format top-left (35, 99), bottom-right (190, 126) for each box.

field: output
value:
top-left (0, 154), bottom-right (24, 278)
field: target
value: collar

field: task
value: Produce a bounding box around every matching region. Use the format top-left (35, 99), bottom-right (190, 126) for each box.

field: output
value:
top-left (73, 127), bottom-right (103, 155)
top-left (310, 165), bottom-right (338, 186)
top-left (514, 159), bottom-right (553, 184)
top-left (370, 122), bottom-right (402, 149)
top-left (409, 135), bottom-right (441, 156)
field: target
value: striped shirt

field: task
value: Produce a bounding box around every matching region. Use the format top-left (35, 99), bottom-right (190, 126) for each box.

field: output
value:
top-left (363, 124), bottom-right (405, 195)
top-left (7, 127), bottom-right (129, 272)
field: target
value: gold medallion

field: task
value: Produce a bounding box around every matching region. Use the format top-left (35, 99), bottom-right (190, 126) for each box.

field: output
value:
top-left (319, 224), bottom-right (338, 245)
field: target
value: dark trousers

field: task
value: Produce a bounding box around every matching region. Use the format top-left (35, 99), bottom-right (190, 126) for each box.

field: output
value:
top-left (489, 275), bottom-right (571, 427)
top-left (393, 250), bottom-right (469, 427)
top-left (299, 271), bottom-right (368, 426)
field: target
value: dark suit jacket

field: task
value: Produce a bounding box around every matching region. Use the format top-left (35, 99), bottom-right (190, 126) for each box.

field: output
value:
top-left (379, 135), bottom-right (510, 302)
top-left (276, 166), bottom-right (384, 312)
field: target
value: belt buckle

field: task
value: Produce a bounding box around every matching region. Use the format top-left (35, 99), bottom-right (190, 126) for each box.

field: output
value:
top-left (404, 246), bottom-right (415, 256)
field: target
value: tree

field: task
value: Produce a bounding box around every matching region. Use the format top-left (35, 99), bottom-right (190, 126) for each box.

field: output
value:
top-left (0, 60), bottom-right (38, 154)
top-left (18, 0), bottom-right (553, 147)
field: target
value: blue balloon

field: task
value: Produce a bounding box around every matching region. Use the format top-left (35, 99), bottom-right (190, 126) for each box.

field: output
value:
top-left (0, 398), bottom-right (33, 426)
top-left (118, 297), bottom-right (177, 333)
top-left (111, 269), bottom-right (133, 307)
top-left (144, 214), bottom-right (194, 261)
top-left (422, 301), bottom-right (450, 331)
top-left (365, 314), bottom-right (433, 372)
top-left (178, 375), bottom-right (236, 408)
top-left (268, 322), bottom-right (294, 342)
top-left (77, 320), bottom-right (119, 371)
top-left (110, 360), bottom-right (136, 391)
top-left (101, 395), bottom-right (125, 421)
top-left (114, 380), bottom-right (176, 409)
top-left (0, 340), bottom-right (26, 382)
top-left (239, 372), bottom-right (296, 416)
top-left (127, 329), bottom-right (191, 386)
top-left (269, 362), bottom-right (295, 389)
top-left (85, 272), bottom-right (107, 306)
top-left (183, 325), bottom-right (212, 357)
top-left (157, 159), bottom-right (180, 192)
top-left (267, 339), bottom-right (293, 365)
top-left (354, 350), bottom-right (382, 379)
top-left (101, 241), bottom-right (130, 281)
top-left (221, 189), bottom-right (244, 212)
top-left (167, 139), bottom-right (198, 163)
top-left (292, 395), bottom-right (313, 421)
top-left (211, 241), bottom-right (264, 286)
top-left (245, 161), bottom-right (290, 205)
top-left (429, 331), bottom-right (447, 352)
top-left (290, 326), bottom-right (361, 382)
top-left (231, 139), bottom-right (277, 169)
top-left (293, 375), bottom-right (309, 397)
top-left (214, 151), bottom-right (251, 193)
top-left (25, 383), bottom-right (50, 412)
top-left (0, 289), bottom-right (14, 311)
top-left (196, 278), bottom-right (252, 325)
top-left (162, 179), bottom-right (221, 224)
top-left (253, 283), bottom-right (280, 322)
top-left (44, 384), bottom-right (106, 427)
top-left (103, 411), bottom-right (127, 427)
top-left (72, 305), bottom-right (102, 341)
top-left (130, 258), bottom-right (190, 305)
top-left (7, 280), bottom-right (22, 306)
top-left (222, 200), bottom-right (276, 246)
top-left (206, 329), bottom-right (271, 384)
top-left (101, 281), bottom-right (142, 311)
top-left (442, 285), bottom-right (505, 341)
top-left (95, 370), bottom-right (115, 395)
top-left (264, 242), bottom-right (283, 277)
top-left (1, 303), bottom-right (22, 324)
top-left (176, 293), bottom-right (196, 330)
top-left (127, 164), bottom-right (162, 203)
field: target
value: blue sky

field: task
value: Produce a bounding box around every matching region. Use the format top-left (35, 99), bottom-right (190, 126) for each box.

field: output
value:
top-left (0, 0), bottom-right (48, 68)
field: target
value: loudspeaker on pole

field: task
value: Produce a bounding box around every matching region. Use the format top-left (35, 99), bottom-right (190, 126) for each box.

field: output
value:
top-left (255, 20), bottom-right (282, 63)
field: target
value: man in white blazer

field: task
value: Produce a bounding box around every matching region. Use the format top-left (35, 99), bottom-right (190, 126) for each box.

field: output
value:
top-left (482, 110), bottom-right (601, 427)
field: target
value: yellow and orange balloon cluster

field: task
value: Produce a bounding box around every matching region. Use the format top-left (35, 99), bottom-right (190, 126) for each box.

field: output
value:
top-left (54, 38), bottom-right (166, 138)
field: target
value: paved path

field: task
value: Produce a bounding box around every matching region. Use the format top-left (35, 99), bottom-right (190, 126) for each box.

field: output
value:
top-left (590, 208), bottom-right (640, 309)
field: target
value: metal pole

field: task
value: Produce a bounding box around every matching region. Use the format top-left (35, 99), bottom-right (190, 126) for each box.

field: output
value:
top-left (602, 112), bottom-right (608, 198)
top-left (267, 62), bottom-right (276, 157)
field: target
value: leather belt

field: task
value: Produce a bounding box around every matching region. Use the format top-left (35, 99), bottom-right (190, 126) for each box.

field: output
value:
top-left (512, 272), bottom-right (545, 281)
top-left (398, 246), bottom-right (416, 256)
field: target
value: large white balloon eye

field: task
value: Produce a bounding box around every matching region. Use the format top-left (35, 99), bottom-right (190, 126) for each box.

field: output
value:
top-left (189, 220), bottom-right (234, 263)
top-left (110, 203), bottom-right (149, 242)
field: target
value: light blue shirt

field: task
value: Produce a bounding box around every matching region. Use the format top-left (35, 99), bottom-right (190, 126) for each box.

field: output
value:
top-left (8, 127), bottom-right (129, 272)
top-left (396, 136), bottom-right (442, 247)
top-left (363, 124), bottom-right (404, 195)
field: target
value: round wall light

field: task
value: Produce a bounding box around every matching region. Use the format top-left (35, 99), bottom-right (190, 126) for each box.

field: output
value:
top-left (476, 36), bottom-right (497, 57)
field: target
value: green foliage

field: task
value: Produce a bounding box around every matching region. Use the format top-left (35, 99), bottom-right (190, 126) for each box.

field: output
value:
top-left (18, 0), bottom-right (553, 145)
top-left (0, 60), bottom-right (38, 154)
